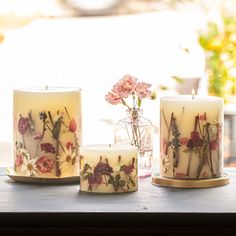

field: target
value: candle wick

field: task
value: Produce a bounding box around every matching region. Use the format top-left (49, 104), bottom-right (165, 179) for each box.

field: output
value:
top-left (109, 144), bottom-right (111, 148)
top-left (192, 93), bottom-right (194, 100)
top-left (46, 85), bottom-right (48, 91)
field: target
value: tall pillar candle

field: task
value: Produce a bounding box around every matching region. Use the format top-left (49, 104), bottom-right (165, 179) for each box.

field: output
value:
top-left (13, 87), bottom-right (82, 178)
top-left (80, 144), bottom-right (138, 193)
top-left (160, 95), bottom-right (223, 179)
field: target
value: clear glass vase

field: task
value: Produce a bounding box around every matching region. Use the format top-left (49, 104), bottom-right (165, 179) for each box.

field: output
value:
top-left (114, 108), bottom-right (153, 177)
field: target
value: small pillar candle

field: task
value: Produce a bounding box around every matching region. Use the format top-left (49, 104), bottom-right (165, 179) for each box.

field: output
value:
top-left (160, 95), bottom-right (223, 179)
top-left (80, 144), bottom-right (138, 193)
top-left (13, 87), bottom-right (82, 178)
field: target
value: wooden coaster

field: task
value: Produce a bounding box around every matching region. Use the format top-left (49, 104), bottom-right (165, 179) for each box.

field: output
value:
top-left (6, 167), bottom-right (80, 185)
top-left (152, 173), bottom-right (230, 188)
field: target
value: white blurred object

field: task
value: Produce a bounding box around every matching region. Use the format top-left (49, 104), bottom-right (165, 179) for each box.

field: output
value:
top-left (65, 0), bottom-right (120, 15)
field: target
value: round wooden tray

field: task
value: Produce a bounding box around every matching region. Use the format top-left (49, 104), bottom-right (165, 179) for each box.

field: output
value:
top-left (6, 167), bottom-right (80, 185)
top-left (152, 173), bottom-right (230, 188)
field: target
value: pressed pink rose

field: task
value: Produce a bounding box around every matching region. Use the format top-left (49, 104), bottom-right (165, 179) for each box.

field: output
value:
top-left (135, 82), bottom-right (152, 99)
top-left (179, 137), bottom-right (188, 145)
top-left (66, 142), bottom-right (73, 150)
top-left (69, 118), bottom-right (77, 133)
top-left (36, 156), bottom-right (54, 173)
top-left (41, 143), bottom-right (56, 153)
top-left (210, 140), bottom-right (219, 150)
top-left (105, 92), bottom-right (122, 105)
top-left (16, 154), bottom-right (24, 168)
top-left (18, 116), bottom-right (29, 135)
top-left (199, 113), bottom-right (206, 121)
top-left (112, 75), bottom-right (137, 98)
top-left (33, 132), bottom-right (42, 140)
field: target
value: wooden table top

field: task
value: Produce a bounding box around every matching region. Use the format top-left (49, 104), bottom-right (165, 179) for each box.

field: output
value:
top-left (0, 168), bottom-right (236, 228)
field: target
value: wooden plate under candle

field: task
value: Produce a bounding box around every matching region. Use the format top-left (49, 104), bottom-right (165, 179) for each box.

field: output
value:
top-left (6, 168), bottom-right (80, 185)
top-left (152, 173), bottom-right (230, 188)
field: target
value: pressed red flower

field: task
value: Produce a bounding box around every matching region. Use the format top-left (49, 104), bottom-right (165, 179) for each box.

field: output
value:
top-left (199, 113), bottom-right (206, 121)
top-left (94, 162), bottom-right (113, 175)
top-left (18, 116), bottom-right (29, 135)
top-left (33, 132), bottom-right (42, 140)
top-left (176, 172), bottom-right (187, 178)
top-left (41, 143), bottom-right (56, 153)
top-left (123, 164), bottom-right (135, 175)
top-left (94, 174), bottom-right (103, 184)
top-left (69, 118), bottom-right (77, 133)
top-left (36, 156), bottom-right (54, 173)
top-left (187, 131), bottom-right (203, 149)
top-left (210, 140), bottom-right (219, 150)
top-left (66, 142), bottom-right (73, 150)
top-left (16, 154), bottom-right (24, 167)
top-left (88, 175), bottom-right (96, 185)
top-left (179, 137), bottom-right (188, 145)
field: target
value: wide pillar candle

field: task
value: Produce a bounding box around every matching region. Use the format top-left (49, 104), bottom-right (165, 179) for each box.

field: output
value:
top-left (13, 87), bottom-right (82, 178)
top-left (80, 144), bottom-right (138, 193)
top-left (160, 95), bottom-right (223, 179)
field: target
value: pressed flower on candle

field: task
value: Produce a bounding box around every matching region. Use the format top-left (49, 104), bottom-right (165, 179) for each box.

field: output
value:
top-left (13, 87), bottom-right (81, 178)
top-left (80, 144), bottom-right (138, 193)
top-left (160, 95), bottom-right (223, 179)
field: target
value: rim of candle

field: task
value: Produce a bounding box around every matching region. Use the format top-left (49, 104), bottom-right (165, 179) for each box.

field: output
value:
top-left (80, 144), bottom-right (138, 151)
top-left (14, 87), bottom-right (81, 93)
top-left (160, 95), bottom-right (223, 102)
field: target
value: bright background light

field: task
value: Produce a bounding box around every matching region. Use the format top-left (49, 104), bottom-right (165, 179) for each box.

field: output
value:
top-left (0, 2), bottom-right (207, 166)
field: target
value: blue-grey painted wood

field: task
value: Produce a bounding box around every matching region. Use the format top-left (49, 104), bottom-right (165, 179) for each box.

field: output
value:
top-left (0, 168), bottom-right (236, 227)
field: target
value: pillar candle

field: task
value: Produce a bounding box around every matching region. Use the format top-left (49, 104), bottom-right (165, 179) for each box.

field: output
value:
top-left (160, 95), bottom-right (223, 179)
top-left (80, 144), bottom-right (138, 193)
top-left (13, 87), bottom-right (82, 178)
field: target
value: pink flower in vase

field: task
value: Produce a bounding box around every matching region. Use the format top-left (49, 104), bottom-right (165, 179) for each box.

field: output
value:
top-left (36, 156), bottom-right (54, 173)
top-left (16, 154), bottom-right (24, 168)
top-left (105, 92), bottom-right (122, 105)
top-left (135, 82), bottom-right (152, 99)
top-left (18, 116), bottom-right (29, 135)
top-left (113, 75), bottom-right (137, 98)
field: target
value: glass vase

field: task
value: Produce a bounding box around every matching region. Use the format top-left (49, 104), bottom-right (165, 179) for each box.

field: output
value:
top-left (114, 108), bottom-right (153, 177)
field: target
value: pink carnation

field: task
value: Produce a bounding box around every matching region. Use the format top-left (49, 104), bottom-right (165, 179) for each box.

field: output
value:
top-left (113, 75), bottom-right (137, 98)
top-left (105, 92), bottom-right (122, 105)
top-left (135, 82), bottom-right (151, 99)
